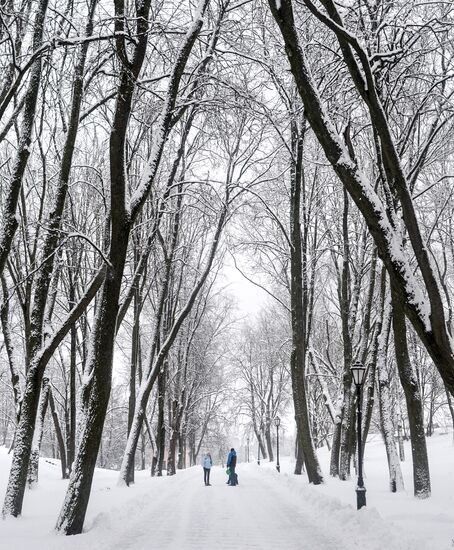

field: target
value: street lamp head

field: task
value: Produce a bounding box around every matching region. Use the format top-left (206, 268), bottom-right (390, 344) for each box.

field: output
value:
top-left (351, 360), bottom-right (366, 386)
top-left (274, 416), bottom-right (281, 427)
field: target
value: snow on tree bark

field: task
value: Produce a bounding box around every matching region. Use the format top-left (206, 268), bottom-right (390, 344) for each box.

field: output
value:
top-left (27, 378), bottom-right (50, 488)
top-left (377, 280), bottom-right (405, 492)
top-left (0, 0), bottom-right (48, 278)
top-left (55, 0), bottom-right (153, 532)
top-left (288, 114), bottom-right (323, 484)
top-left (57, 0), bottom-right (212, 530)
top-left (391, 285), bottom-right (431, 498)
top-left (2, 0), bottom-right (101, 518)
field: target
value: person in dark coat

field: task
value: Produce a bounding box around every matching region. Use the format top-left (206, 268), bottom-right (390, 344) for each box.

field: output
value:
top-left (226, 448), bottom-right (237, 486)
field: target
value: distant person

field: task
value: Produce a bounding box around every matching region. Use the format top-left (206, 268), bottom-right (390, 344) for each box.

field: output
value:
top-left (226, 448), bottom-right (237, 486)
top-left (202, 453), bottom-right (212, 486)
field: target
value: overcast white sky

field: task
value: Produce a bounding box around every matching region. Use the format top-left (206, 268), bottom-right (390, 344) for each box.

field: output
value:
top-left (220, 254), bottom-right (270, 317)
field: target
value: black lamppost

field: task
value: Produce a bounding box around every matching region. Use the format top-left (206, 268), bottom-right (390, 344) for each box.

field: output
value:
top-left (257, 440), bottom-right (260, 465)
top-left (351, 360), bottom-right (366, 510)
top-left (247, 437), bottom-right (250, 463)
top-left (274, 416), bottom-right (281, 473)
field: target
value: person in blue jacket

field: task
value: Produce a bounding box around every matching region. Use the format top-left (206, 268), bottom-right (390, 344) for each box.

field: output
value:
top-left (202, 453), bottom-right (212, 486)
top-left (226, 448), bottom-right (237, 486)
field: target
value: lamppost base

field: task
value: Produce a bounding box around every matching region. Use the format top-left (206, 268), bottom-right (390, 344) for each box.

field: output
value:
top-left (276, 464), bottom-right (280, 473)
top-left (356, 486), bottom-right (366, 510)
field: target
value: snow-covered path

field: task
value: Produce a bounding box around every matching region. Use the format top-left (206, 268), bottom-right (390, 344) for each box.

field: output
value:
top-left (110, 465), bottom-right (345, 550)
top-left (1, 448), bottom-right (431, 550)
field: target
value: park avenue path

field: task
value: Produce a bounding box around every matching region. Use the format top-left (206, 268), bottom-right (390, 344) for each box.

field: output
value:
top-left (109, 464), bottom-right (348, 550)
top-left (1, 451), bottom-right (422, 550)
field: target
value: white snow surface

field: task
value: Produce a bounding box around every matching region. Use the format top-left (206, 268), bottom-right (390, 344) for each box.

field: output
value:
top-left (2, 433), bottom-right (454, 549)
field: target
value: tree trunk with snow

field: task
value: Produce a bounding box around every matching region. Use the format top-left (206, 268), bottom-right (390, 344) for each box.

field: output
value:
top-left (329, 423), bottom-right (341, 477)
top-left (55, 0), bottom-right (153, 533)
top-left (379, 360), bottom-right (405, 492)
top-left (0, 276), bottom-right (22, 422)
top-left (177, 432), bottom-right (185, 470)
top-left (288, 115), bottom-right (322, 484)
top-left (48, 386), bottom-right (68, 479)
top-left (391, 285), bottom-right (430, 498)
top-left (265, 421), bottom-right (274, 462)
top-left (167, 399), bottom-right (183, 476)
top-left (155, 366), bottom-right (167, 477)
top-left (67, 277), bottom-right (77, 476)
top-left (338, 189), bottom-right (354, 481)
top-left (27, 378), bottom-right (50, 488)
top-left (377, 276), bottom-right (404, 492)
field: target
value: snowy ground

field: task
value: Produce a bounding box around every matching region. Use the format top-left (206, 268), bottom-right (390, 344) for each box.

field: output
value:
top-left (1, 432), bottom-right (454, 550)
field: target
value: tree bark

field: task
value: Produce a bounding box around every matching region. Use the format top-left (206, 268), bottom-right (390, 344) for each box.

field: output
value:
top-left (377, 275), bottom-right (404, 492)
top-left (27, 377), bottom-right (50, 488)
top-left (48, 386), bottom-right (68, 479)
top-left (288, 115), bottom-right (322, 483)
top-left (265, 422), bottom-right (274, 462)
top-left (391, 285), bottom-right (430, 498)
top-left (2, 267), bottom-right (104, 517)
top-left (338, 189), bottom-right (354, 481)
top-left (155, 366), bottom-right (167, 477)
top-left (55, 0), bottom-right (153, 534)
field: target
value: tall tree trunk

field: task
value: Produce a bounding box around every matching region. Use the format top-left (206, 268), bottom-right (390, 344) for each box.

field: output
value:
top-left (425, 371), bottom-right (436, 437)
top-left (167, 395), bottom-right (184, 476)
top-left (289, 115), bottom-right (322, 483)
top-left (126, 273), bottom-right (141, 484)
top-left (2, 267), bottom-right (104, 517)
top-left (397, 418), bottom-right (406, 461)
top-left (0, 276), bottom-right (22, 421)
top-left (48, 386), bottom-right (68, 479)
top-left (294, 430), bottom-right (305, 474)
top-left (67, 278), bottom-right (77, 475)
top-left (27, 378), bottom-right (50, 487)
top-left (339, 188), bottom-right (354, 481)
top-left (378, 347), bottom-right (405, 492)
top-left (55, 0), bottom-right (152, 534)
top-left (444, 385), bottom-right (454, 443)
top-left (258, 432), bottom-right (267, 461)
top-left (391, 285), bottom-right (430, 498)
top-left (177, 432), bottom-right (185, 470)
top-left (329, 422), bottom-right (341, 477)
top-left (360, 252), bottom-right (378, 455)
top-left (377, 273), bottom-right (404, 492)
top-left (155, 366), bottom-right (167, 477)
top-left (265, 422), bottom-right (274, 462)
